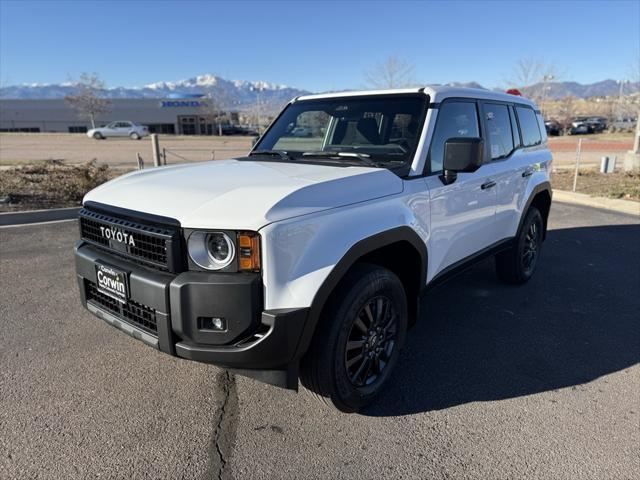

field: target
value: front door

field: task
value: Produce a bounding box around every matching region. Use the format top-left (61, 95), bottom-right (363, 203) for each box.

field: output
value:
top-left (422, 99), bottom-right (499, 280)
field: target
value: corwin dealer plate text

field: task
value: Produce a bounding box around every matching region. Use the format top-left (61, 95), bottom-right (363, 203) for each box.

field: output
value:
top-left (95, 262), bottom-right (129, 303)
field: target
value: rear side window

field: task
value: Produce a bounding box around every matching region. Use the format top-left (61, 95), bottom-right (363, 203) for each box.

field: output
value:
top-left (428, 101), bottom-right (480, 173)
top-left (484, 104), bottom-right (514, 159)
top-left (516, 106), bottom-right (542, 147)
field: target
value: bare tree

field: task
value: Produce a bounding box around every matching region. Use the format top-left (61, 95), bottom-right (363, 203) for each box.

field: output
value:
top-left (507, 57), bottom-right (561, 104)
top-left (508, 57), bottom-right (543, 89)
top-left (364, 56), bottom-right (416, 89)
top-left (198, 93), bottom-right (227, 135)
top-left (554, 96), bottom-right (579, 134)
top-left (628, 53), bottom-right (640, 85)
top-left (65, 73), bottom-right (111, 129)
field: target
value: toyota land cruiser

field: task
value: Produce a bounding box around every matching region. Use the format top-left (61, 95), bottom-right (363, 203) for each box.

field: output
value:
top-left (75, 87), bottom-right (552, 412)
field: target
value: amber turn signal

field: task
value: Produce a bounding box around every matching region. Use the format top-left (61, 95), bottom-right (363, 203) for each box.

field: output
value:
top-left (237, 232), bottom-right (261, 272)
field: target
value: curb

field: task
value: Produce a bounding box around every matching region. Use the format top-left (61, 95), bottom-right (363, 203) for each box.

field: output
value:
top-left (0, 207), bottom-right (80, 227)
top-left (553, 190), bottom-right (639, 216)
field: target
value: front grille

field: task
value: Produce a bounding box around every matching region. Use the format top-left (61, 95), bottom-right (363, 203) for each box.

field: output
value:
top-left (79, 207), bottom-right (183, 272)
top-left (85, 280), bottom-right (158, 335)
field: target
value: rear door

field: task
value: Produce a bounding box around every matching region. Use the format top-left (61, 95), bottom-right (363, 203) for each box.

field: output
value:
top-left (422, 99), bottom-right (500, 280)
top-left (479, 101), bottom-right (524, 240)
top-left (487, 104), bottom-right (547, 239)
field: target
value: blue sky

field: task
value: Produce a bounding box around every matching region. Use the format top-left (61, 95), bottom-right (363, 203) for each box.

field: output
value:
top-left (1, 0), bottom-right (638, 91)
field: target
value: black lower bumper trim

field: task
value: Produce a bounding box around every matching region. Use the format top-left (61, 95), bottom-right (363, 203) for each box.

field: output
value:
top-left (174, 308), bottom-right (309, 370)
top-left (76, 242), bottom-right (310, 390)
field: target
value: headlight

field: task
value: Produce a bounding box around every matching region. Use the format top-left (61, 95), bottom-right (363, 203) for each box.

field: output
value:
top-left (188, 231), bottom-right (235, 270)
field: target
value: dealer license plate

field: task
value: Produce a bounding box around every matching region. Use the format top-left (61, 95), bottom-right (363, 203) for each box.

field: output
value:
top-left (95, 262), bottom-right (129, 304)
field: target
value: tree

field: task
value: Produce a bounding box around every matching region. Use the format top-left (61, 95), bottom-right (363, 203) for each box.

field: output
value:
top-left (65, 73), bottom-right (111, 129)
top-left (364, 56), bottom-right (416, 89)
top-left (198, 93), bottom-right (225, 135)
top-left (507, 57), bottom-right (561, 105)
top-left (554, 96), bottom-right (579, 134)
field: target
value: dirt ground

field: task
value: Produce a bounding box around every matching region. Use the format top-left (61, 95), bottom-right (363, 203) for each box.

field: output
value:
top-left (0, 133), bottom-right (254, 167)
top-left (0, 132), bottom-right (634, 169)
top-left (0, 132), bottom-right (637, 211)
top-left (547, 133), bottom-right (634, 169)
top-left (551, 169), bottom-right (640, 202)
top-left (0, 160), bottom-right (122, 211)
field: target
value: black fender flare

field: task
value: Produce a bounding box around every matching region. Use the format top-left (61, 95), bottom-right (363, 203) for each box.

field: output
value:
top-left (517, 181), bottom-right (552, 239)
top-left (292, 226), bottom-right (427, 359)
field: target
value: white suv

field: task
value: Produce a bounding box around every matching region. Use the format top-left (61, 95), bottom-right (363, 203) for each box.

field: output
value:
top-left (75, 87), bottom-right (552, 412)
top-left (87, 121), bottom-right (149, 140)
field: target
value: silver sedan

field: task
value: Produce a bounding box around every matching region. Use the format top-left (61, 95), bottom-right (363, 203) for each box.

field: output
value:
top-left (87, 121), bottom-right (149, 140)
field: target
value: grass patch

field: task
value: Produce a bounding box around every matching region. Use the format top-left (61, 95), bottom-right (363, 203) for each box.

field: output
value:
top-left (0, 160), bottom-right (124, 211)
top-left (552, 169), bottom-right (640, 202)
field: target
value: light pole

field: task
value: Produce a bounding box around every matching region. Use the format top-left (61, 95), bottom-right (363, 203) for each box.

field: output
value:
top-left (616, 79), bottom-right (629, 121)
top-left (541, 74), bottom-right (554, 119)
top-left (254, 84), bottom-right (264, 134)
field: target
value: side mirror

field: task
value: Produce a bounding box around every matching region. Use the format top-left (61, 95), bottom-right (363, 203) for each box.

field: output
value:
top-left (441, 137), bottom-right (484, 185)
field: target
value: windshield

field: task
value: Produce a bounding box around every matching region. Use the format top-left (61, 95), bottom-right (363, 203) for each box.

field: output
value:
top-left (253, 94), bottom-right (428, 174)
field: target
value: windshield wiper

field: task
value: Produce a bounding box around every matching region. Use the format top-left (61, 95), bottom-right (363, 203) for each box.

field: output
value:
top-left (301, 151), bottom-right (378, 167)
top-left (248, 150), bottom-right (292, 161)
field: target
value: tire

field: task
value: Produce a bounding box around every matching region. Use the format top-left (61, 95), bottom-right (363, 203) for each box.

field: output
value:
top-left (300, 264), bottom-right (408, 412)
top-left (93, 132), bottom-right (103, 140)
top-left (130, 132), bottom-right (140, 140)
top-left (495, 206), bottom-right (544, 284)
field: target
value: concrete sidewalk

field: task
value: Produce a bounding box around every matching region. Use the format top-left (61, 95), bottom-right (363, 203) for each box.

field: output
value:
top-left (553, 190), bottom-right (639, 216)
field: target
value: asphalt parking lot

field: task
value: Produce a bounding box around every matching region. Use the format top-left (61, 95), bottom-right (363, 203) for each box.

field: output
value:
top-left (1, 202), bottom-right (638, 479)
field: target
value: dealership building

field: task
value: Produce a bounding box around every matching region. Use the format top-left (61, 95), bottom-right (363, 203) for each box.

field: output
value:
top-left (0, 96), bottom-right (240, 135)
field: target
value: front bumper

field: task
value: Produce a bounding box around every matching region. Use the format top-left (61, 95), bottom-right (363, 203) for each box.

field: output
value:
top-left (75, 242), bottom-right (308, 389)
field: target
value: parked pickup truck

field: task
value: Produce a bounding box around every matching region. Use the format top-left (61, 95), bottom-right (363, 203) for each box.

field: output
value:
top-left (75, 87), bottom-right (552, 412)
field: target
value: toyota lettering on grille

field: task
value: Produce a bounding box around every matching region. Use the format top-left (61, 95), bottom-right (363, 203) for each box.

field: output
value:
top-left (100, 225), bottom-right (136, 247)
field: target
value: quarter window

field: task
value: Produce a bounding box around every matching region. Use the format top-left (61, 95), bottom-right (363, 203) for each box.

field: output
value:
top-left (484, 104), bottom-right (514, 160)
top-left (428, 101), bottom-right (479, 173)
top-left (516, 106), bottom-right (542, 147)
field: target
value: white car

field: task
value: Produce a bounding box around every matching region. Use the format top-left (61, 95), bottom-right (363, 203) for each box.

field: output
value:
top-left (75, 86), bottom-right (552, 412)
top-left (87, 121), bottom-right (149, 140)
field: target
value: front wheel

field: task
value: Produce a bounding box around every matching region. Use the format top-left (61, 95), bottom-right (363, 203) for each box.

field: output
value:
top-left (301, 264), bottom-right (408, 412)
top-left (92, 132), bottom-right (103, 140)
top-left (495, 206), bottom-right (544, 284)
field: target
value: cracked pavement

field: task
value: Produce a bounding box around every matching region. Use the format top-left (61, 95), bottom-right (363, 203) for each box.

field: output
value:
top-left (1, 202), bottom-right (638, 479)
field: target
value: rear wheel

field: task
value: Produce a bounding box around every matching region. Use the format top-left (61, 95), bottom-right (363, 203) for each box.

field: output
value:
top-left (301, 264), bottom-right (408, 412)
top-left (495, 206), bottom-right (544, 284)
top-left (130, 132), bottom-right (140, 140)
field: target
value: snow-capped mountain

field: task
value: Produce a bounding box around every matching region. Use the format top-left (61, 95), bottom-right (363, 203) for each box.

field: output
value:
top-left (0, 74), bottom-right (311, 113)
top-left (1, 75), bottom-right (638, 109)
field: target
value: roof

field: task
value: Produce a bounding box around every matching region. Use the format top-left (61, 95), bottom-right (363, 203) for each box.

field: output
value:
top-left (296, 86), bottom-right (538, 108)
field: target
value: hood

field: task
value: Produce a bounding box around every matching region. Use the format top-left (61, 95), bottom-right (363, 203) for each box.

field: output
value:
top-left (84, 159), bottom-right (404, 230)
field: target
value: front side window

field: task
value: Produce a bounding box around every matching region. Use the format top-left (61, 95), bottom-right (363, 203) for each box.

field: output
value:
top-left (427, 101), bottom-right (480, 173)
top-left (516, 106), bottom-right (542, 147)
top-left (484, 103), bottom-right (514, 160)
top-left (254, 94), bottom-right (428, 175)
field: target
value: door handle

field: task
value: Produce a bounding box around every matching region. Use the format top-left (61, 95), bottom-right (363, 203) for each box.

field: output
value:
top-left (481, 180), bottom-right (496, 190)
top-left (522, 167), bottom-right (535, 178)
